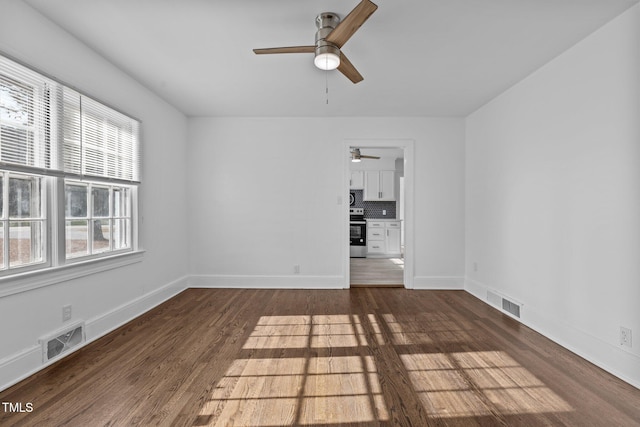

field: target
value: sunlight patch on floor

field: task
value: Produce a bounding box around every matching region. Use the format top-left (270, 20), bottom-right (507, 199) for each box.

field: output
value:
top-left (202, 315), bottom-right (388, 426)
top-left (389, 258), bottom-right (404, 266)
top-left (200, 313), bottom-right (572, 426)
top-left (243, 315), bottom-right (369, 349)
top-left (401, 351), bottom-right (573, 418)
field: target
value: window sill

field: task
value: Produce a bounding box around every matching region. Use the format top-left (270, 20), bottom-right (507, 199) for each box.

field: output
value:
top-left (0, 250), bottom-right (145, 298)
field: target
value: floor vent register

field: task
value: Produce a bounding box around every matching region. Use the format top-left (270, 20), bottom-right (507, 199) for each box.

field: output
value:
top-left (487, 290), bottom-right (522, 319)
top-left (40, 322), bottom-right (85, 362)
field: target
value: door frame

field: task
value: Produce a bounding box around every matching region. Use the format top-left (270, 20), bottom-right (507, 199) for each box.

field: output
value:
top-left (343, 139), bottom-right (415, 289)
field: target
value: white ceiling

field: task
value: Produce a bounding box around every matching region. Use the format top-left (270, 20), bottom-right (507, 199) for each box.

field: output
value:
top-left (26, 0), bottom-right (639, 117)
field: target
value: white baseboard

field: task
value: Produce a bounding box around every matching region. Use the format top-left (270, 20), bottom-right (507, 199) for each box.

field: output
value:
top-left (412, 276), bottom-right (465, 290)
top-left (0, 275), bottom-right (189, 392)
top-left (465, 278), bottom-right (640, 390)
top-left (167, 274), bottom-right (464, 290)
top-left (85, 275), bottom-right (189, 342)
top-left (190, 274), bottom-right (346, 289)
top-left (0, 345), bottom-right (42, 393)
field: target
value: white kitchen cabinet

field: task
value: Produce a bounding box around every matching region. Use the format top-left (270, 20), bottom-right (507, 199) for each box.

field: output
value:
top-left (364, 172), bottom-right (378, 200)
top-left (367, 221), bottom-right (386, 229)
top-left (364, 170), bottom-right (395, 201)
top-left (366, 220), bottom-right (401, 257)
top-left (367, 222), bottom-right (385, 255)
top-left (385, 222), bottom-right (401, 256)
top-left (349, 170), bottom-right (364, 189)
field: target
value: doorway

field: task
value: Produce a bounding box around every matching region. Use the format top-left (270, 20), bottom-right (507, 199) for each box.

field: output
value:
top-left (344, 140), bottom-right (414, 288)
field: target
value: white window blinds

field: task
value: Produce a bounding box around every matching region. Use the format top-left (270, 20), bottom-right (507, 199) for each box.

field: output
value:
top-left (1, 55), bottom-right (140, 184)
top-left (63, 88), bottom-right (140, 183)
top-left (0, 56), bottom-right (56, 172)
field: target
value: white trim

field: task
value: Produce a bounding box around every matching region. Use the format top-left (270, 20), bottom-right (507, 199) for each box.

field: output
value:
top-left (86, 275), bottom-right (188, 340)
top-left (190, 274), bottom-right (344, 289)
top-left (413, 276), bottom-right (465, 290)
top-left (0, 345), bottom-right (41, 393)
top-left (343, 139), bottom-right (415, 289)
top-left (0, 274), bottom-right (188, 392)
top-left (465, 278), bottom-right (640, 390)
top-left (0, 250), bottom-right (145, 298)
top-left (343, 143), bottom-right (351, 288)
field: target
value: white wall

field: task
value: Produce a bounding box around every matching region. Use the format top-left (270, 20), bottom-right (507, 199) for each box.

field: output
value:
top-left (465, 5), bottom-right (640, 387)
top-left (187, 117), bottom-right (465, 289)
top-left (0, 1), bottom-right (190, 390)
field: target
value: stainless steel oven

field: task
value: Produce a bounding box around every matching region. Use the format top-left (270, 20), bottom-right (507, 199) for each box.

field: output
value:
top-left (349, 207), bottom-right (366, 258)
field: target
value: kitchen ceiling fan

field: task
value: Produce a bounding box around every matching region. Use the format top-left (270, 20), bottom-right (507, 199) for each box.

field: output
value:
top-left (351, 148), bottom-right (380, 162)
top-left (253, 0), bottom-right (378, 83)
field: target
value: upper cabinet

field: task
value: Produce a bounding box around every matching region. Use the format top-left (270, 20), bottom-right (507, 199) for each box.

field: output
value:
top-left (364, 170), bottom-right (395, 201)
top-left (349, 171), bottom-right (364, 189)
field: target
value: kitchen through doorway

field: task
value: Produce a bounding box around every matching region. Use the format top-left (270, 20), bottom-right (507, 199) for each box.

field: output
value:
top-left (349, 146), bottom-right (405, 286)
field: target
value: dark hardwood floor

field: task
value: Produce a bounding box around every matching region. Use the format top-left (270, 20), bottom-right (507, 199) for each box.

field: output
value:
top-left (1, 288), bottom-right (639, 426)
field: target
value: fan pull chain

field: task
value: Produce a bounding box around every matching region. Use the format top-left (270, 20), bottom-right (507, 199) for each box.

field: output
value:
top-left (325, 70), bottom-right (329, 105)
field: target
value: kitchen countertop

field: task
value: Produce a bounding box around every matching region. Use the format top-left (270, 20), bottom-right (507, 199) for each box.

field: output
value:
top-left (366, 218), bottom-right (402, 221)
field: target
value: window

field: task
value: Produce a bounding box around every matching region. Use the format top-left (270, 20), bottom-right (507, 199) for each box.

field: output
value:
top-left (0, 54), bottom-right (140, 281)
top-left (65, 181), bottom-right (132, 259)
top-left (0, 172), bottom-right (46, 270)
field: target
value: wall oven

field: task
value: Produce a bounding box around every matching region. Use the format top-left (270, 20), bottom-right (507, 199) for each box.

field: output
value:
top-left (349, 207), bottom-right (366, 258)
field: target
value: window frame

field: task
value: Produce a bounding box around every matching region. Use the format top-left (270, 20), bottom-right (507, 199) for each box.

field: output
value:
top-left (64, 179), bottom-right (135, 262)
top-left (0, 52), bottom-right (142, 295)
top-left (0, 170), bottom-right (50, 274)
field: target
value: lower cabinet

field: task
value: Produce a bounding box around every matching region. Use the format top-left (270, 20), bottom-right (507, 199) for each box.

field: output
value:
top-left (367, 223), bottom-right (386, 255)
top-left (385, 223), bottom-right (401, 255)
top-left (367, 221), bottom-right (401, 257)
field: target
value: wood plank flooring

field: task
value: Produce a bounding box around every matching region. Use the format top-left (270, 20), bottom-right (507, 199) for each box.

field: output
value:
top-left (1, 288), bottom-right (639, 426)
top-left (350, 258), bottom-right (404, 286)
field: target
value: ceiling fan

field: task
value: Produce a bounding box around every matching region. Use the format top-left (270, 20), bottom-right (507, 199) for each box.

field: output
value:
top-left (351, 148), bottom-right (380, 162)
top-left (253, 0), bottom-right (378, 83)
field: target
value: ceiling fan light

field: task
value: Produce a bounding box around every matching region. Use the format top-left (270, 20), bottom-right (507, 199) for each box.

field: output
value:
top-left (314, 44), bottom-right (341, 70)
top-left (351, 149), bottom-right (361, 162)
top-left (314, 52), bottom-right (340, 70)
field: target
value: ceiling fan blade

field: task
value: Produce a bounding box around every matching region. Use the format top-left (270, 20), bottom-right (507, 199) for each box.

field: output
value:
top-left (360, 155), bottom-right (380, 159)
top-left (337, 53), bottom-right (364, 83)
top-left (326, 0), bottom-right (378, 48)
top-left (253, 46), bottom-right (315, 54)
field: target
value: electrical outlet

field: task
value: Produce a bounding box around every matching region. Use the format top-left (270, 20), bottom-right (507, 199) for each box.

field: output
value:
top-left (473, 262), bottom-right (478, 272)
top-left (620, 327), bottom-right (632, 347)
top-left (294, 265), bottom-right (300, 274)
top-left (62, 305), bottom-right (72, 322)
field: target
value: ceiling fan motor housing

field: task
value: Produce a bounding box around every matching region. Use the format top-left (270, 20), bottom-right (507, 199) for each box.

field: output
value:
top-left (315, 13), bottom-right (341, 64)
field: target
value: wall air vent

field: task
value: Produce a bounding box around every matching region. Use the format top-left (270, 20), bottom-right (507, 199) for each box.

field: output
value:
top-left (487, 290), bottom-right (522, 318)
top-left (39, 322), bottom-right (85, 362)
top-left (502, 298), bottom-right (521, 318)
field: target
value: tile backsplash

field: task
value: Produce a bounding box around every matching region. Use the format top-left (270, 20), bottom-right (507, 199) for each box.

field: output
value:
top-left (350, 190), bottom-right (396, 219)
